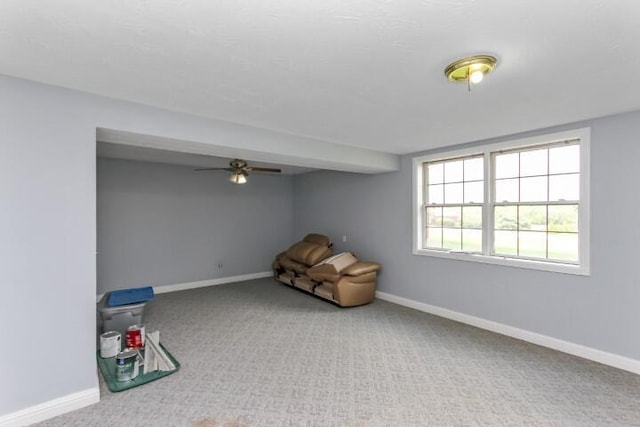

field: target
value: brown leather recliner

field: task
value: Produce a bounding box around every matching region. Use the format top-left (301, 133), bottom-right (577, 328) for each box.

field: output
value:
top-left (305, 252), bottom-right (381, 307)
top-left (273, 234), bottom-right (381, 307)
top-left (272, 233), bottom-right (333, 285)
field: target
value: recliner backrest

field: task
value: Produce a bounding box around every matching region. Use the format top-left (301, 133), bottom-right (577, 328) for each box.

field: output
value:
top-left (285, 234), bottom-right (332, 266)
top-left (303, 233), bottom-right (331, 247)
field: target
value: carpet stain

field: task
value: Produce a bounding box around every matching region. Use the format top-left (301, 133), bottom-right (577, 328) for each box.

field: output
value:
top-left (192, 417), bottom-right (244, 427)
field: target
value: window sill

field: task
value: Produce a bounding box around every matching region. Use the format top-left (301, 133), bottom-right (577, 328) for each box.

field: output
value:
top-left (412, 248), bottom-right (589, 276)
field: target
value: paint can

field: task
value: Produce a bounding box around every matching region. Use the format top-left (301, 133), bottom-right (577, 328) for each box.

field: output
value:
top-left (99, 331), bottom-right (121, 358)
top-left (126, 324), bottom-right (145, 349)
top-left (115, 349), bottom-right (139, 382)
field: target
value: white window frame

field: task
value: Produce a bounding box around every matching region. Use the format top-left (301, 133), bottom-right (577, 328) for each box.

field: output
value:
top-left (412, 127), bottom-right (590, 275)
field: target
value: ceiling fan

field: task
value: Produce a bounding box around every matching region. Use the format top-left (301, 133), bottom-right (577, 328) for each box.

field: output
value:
top-left (194, 159), bottom-right (281, 184)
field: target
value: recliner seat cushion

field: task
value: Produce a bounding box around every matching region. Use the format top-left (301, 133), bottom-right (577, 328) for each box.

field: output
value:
top-left (306, 264), bottom-right (340, 283)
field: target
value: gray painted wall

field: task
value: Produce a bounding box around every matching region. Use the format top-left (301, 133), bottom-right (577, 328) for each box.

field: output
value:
top-left (97, 158), bottom-right (294, 293)
top-left (294, 110), bottom-right (640, 362)
top-left (0, 78), bottom-right (98, 414)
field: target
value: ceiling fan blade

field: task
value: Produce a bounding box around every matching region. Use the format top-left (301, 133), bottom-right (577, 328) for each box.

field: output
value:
top-left (246, 167), bottom-right (282, 173)
top-left (193, 167), bottom-right (235, 172)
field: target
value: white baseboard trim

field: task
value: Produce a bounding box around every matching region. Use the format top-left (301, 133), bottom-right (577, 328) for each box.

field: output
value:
top-left (97, 271), bottom-right (274, 302)
top-left (153, 271), bottom-right (273, 294)
top-left (0, 387), bottom-right (99, 427)
top-left (375, 290), bottom-right (640, 375)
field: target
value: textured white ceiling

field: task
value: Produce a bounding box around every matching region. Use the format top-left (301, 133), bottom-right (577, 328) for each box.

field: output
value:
top-left (2, 0), bottom-right (639, 155)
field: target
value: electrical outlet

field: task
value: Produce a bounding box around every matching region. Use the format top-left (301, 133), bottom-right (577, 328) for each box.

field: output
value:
top-left (217, 262), bottom-right (223, 269)
top-left (342, 235), bottom-right (347, 243)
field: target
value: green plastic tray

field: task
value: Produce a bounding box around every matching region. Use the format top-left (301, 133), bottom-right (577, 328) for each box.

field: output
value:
top-left (97, 344), bottom-right (180, 392)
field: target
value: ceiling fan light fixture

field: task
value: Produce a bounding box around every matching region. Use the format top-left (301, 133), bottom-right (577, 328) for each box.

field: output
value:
top-left (194, 158), bottom-right (280, 183)
top-left (444, 54), bottom-right (497, 86)
top-left (469, 69), bottom-right (484, 84)
top-left (228, 171), bottom-right (247, 184)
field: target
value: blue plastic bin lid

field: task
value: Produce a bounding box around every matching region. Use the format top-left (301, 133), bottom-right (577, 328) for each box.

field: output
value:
top-left (107, 286), bottom-right (155, 307)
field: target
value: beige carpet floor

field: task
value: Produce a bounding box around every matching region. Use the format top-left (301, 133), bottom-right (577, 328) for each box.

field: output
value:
top-left (38, 278), bottom-right (640, 426)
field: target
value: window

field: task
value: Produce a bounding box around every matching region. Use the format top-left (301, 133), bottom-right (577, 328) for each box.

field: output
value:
top-left (413, 128), bottom-right (590, 275)
top-left (424, 155), bottom-right (484, 252)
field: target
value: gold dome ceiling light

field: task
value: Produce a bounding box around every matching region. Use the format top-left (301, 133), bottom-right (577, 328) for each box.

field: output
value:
top-left (444, 54), bottom-right (497, 91)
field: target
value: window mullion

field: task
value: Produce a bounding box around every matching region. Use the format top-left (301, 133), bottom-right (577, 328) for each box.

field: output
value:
top-left (484, 150), bottom-right (493, 256)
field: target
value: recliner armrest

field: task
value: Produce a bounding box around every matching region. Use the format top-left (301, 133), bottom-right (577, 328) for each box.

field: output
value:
top-left (342, 261), bottom-right (381, 276)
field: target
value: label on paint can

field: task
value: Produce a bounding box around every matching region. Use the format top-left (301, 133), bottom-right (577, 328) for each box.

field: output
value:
top-left (100, 331), bottom-right (121, 358)
top-left (115, 349), bottom-right (139, 382)
top-left (126, 324), bottom-right (145, 349)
